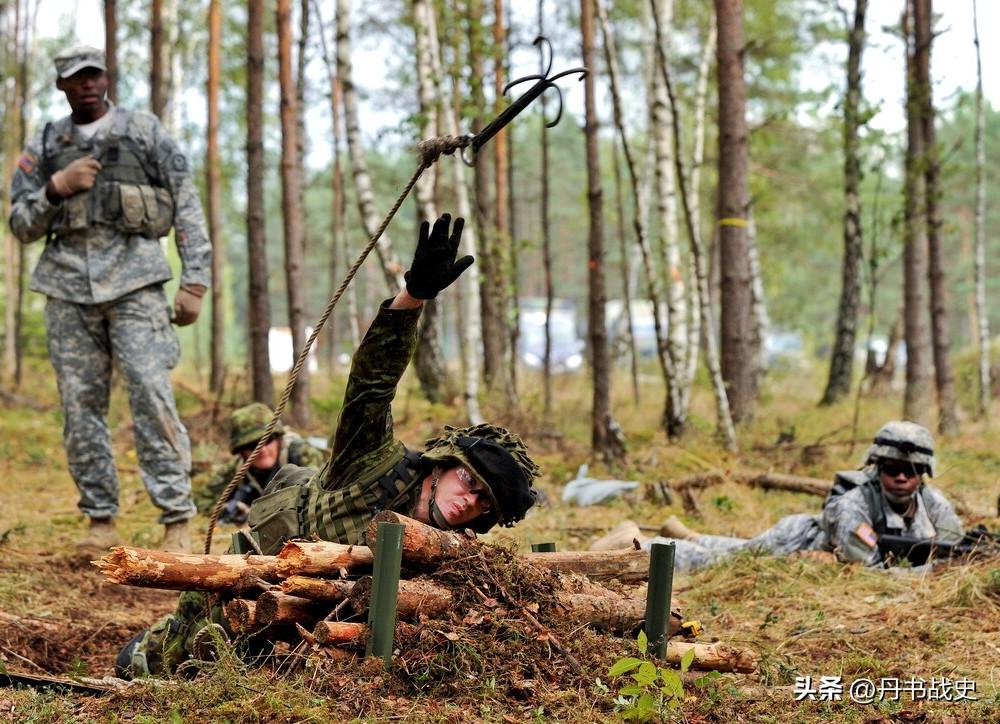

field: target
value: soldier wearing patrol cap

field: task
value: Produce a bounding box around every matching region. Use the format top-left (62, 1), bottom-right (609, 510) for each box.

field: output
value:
top-left (115, 213), bottom-right (541, 678)
top-left (8, 45), bottom-right (211, 554)
top-left (646, 420), bottom-right (964, 571)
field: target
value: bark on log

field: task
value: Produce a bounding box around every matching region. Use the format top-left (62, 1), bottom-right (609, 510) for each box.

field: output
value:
top-left (348, 576), bottom-right (453, 619)
top-left (280, 576), bottom-right (355, 602)
top-left (366, 511), bottom-right (467, 566)
top-left (665, 640), bottom-right (757, 673)
top-left (223, 599), bottom-right (259, 634)
top-left (313, 620), bottom-right (419, 647)
top-left (94, 546), bottom-right (279, 593)
top-left (523, 549), bottom-right (650, 582)
top-left (668, 471), bottom-right (831, 497)
top-left (255, 592), bottom-right (329, 628)
top-left (554, 591), bottom-right (682, 636)
top-left (274, 541), bottom-right (373, 577)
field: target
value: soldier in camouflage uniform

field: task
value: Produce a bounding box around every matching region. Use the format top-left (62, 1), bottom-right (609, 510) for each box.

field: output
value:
top-left (647, 421), bottom-right (963, 571)
top-left (8, 46), bottom-right (211, 554)
top-left (194, 402), bottom-right (326, 524)
top-left (116, 213), bottom-right (541, 678)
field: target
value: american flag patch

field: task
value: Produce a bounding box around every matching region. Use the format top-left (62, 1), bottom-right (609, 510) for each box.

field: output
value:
top-left (853, 522), bottom-right (878, 549)
top-left (17, 152), bottom-right (35, 174)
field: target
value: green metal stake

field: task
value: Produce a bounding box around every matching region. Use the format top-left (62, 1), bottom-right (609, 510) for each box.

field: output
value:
top-left (531, 542), bottom-right (556, 552)
top-left (643, 541), bottom-right (676, 659)
top-left (365, 521), bottom-right (404, 662)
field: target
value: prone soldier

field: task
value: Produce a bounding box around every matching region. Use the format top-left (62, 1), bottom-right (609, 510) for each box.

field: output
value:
top-left (115, 213), bottom-right (541, 677)
top-left (8, 46), bottom-right (211, 554)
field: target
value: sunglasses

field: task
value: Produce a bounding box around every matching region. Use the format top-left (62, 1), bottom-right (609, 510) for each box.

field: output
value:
top-left (878, 461), bottom-right (925, 479)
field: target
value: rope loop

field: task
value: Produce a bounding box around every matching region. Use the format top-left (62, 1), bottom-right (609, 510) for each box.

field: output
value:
top-left (417, 135), bottom-right (473, 168)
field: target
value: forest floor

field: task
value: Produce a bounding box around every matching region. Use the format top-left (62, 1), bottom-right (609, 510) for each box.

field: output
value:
top-left (1, 356), bottom-right (999, 722)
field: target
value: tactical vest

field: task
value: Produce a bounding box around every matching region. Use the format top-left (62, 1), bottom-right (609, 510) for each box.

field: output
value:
top-left (42, 110), bottom-right (174, 239)
top-left (246, 446), bottom-right (424, 554)
top-left (827, 469), bottom-right (929, 537)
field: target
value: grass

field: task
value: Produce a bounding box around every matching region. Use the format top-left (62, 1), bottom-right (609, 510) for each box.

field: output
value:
top-left (1, 354), bottom-right (999, 721)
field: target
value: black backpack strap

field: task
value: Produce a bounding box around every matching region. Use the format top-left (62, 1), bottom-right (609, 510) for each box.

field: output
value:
top-left (862, 478), bottom-right (888, 536)
top-left (373, 449), bottom-right (423, 515)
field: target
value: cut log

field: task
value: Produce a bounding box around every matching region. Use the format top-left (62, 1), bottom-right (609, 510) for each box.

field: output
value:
top-left (275, 541), bottom-right (373, 578)
top-left (255, 592), bottom-right (329, 628)
top-left (280, 576), bottom-right (355, 602)
top-left (666, 641), bottom-right (757, 673)
top-left (348, 576), bottom-right (453, 619)
top-left (313, 620), bottom-right (419, 647)
top-left (667, 471), bottom-right (831, 497)
top-left (223, 599), bottom-right (259, 634)
top-left (94, 546), bottom-right (279, 593)
top-left (555, 591), bottom-right (682, 636)
top-left (366, 511), bottom-right (466, 566)
top-left (523, 549), bottom-right (650, 582)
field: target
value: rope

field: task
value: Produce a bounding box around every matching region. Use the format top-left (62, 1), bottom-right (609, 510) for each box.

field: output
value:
top-left (203, 135), bottom-right (472, 554)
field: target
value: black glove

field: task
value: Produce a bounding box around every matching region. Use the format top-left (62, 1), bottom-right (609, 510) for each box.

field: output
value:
top-left (404, 214), bottom-right (474, 299)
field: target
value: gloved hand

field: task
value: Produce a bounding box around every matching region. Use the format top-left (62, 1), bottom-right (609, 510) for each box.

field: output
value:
top-left (49, 155), bottom-right (102, 199)
top-left (172, 284), bottom-right (206, 326)
top-left (404, 214), bottom-right (474, 299)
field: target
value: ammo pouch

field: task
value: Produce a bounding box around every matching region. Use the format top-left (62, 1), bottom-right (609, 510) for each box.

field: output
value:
top-left (246, 464), bottom-right (317, 555)
top-left (102, 181), bottom-right (174, 238)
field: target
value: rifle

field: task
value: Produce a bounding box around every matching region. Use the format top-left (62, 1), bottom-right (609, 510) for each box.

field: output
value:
top-left (877, 525), bottom-right (1000, 566)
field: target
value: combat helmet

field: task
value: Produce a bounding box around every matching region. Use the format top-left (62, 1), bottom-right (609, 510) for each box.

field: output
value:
top-left (229, 403), bottom-right (285, 454)
top-left (421, 423), bottom-right (541, 534)
top-left (863, 420), bottom-right (935, 477)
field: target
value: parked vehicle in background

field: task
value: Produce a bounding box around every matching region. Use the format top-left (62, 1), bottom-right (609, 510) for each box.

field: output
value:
top-left (606, 299), bottom-right (667, 360)
top-left (518, 298), bottom-right (585, 373)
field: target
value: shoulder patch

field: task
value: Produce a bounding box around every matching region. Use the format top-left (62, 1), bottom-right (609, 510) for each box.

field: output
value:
top-left (853, 522), bottom-right (879, 549)
top-left (17, 152), bottom-right (36, 174)
top-left (170, 153), bottom-right (188, 172)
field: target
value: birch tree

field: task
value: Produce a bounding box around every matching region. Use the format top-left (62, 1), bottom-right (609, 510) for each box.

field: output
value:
top-left (277, 0), bottom-right (310, 426)
top-left (973, 0), bottom-right (989, 418)
top-left (336, 0), bottom-right (403, 292)
top-left (206, 0), bottom-right (225, 393)
top-left (247, 0), bottom-right (274, 404)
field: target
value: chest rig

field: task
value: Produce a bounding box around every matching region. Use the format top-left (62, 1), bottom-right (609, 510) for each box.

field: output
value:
top-left (246, 447), bottom-right (425, 554)
top-left (42, 110), bottom-right (174, 239)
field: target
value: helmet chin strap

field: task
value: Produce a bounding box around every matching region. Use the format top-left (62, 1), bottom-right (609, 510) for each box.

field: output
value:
top-left (427, 468), bottom-right (455, 531)
top-left (882, 487), bottom-right (916, 505)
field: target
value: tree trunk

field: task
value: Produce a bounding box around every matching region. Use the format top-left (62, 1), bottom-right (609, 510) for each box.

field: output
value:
top-left (411, 0), bottom-right (447, 404)
top-left (206, 0), bottom-right (225, 394)
top-left (275, 540), bottom-right (374, 576)
top-left (596, 0), bottom-right (676, 439)
top-left (336, 0), bottom-right (403, 292)
top-left (901, 1), bottom-right (932, 426)
top-left (822, 0), bottom-right (867, 406)
top-left (655, 8), bottom-right (737, 449)
top-left (365, 511), bottom-right (465, 566)
top-left (3, 0), bottom-right (25, 385)
top-left (746, 207), bottom-right (769, 390)
top-left (223, 599), bottom-right (260, 633)
top-left (714, 0), bottom-right (756, 422)
top-left (95, 547), bottom-right (280, 593)
top-left (665, 641), bottom-right (757, 674)
top-left (650, 0), bottom-right (687, 437)
top-left (247, 0), bottom-right (274, 404)
top-left (612, 140), bottom-right (640, 405)
top-left (493, 0), bottom-right (516, 400)
top-left (539, 0), bottom-right (554, 417)
top-left (973, 0), bottom-right (989, 419)
top-left (296, 0), bottom-right (309, 243)
top-left (104, 0), bottom-right (117, 104)
top-left (524, 548), bottom-right (651, 582)
top-left (348, 575), bottom-right (453, 619)
top-left (914, 0), bottom-right (957, 433)
top-left (280, 575), bottom-right (354, 601)
top-left (255, 591), bottom-right (328, 628)
top-left (582, 0), bottom-right (624, 463)
top-left (150, 0), bottom-right (165, 119)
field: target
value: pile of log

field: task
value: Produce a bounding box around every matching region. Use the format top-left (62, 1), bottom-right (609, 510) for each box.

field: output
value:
top-left (95, 512), bottom-right (757, 674)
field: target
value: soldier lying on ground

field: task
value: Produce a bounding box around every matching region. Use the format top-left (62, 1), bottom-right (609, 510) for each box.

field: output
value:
top-left (646, 421), bottom-right (964, 571)
top-left (193, 403), bottom-right (326, 524)
top-left (115, 213), bottom-right (541, 678)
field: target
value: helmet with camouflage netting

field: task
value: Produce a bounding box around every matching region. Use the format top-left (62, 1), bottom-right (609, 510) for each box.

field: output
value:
top-left (229, 402), bottom-right (285, 454)
top-left (421, 423), bottom-right (541, 534)
top-left (863, 420), bottom-right (935, 477)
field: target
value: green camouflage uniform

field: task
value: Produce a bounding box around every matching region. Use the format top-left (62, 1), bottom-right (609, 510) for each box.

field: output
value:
top-left (120, 300), bottom-right (427, 677)
top-left (9, 101), bottom-right (210, 524)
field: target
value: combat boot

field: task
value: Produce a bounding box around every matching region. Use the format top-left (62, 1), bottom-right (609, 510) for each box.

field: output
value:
top-left (659, 515), bottom-right (699, 541)
top-left (76, 517), bottom-right (122, 555)
top-left (162, 520), bottom-right (192, 553)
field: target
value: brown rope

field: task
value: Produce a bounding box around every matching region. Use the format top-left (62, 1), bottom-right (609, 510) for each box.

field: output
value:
top-left (203, 134), bottom-right (472, 554)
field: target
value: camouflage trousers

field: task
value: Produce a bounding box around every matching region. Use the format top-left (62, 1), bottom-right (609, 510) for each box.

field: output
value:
top-left (44, 284), bottom-right (195, 524)
top-left (645, 514), bottom-right (829, 571)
